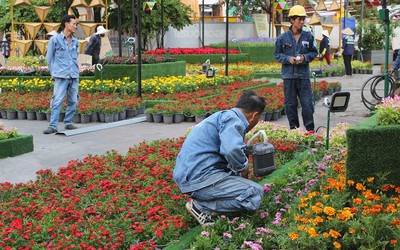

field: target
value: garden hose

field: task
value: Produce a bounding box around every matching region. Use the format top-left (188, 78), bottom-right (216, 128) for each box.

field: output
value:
top-left (361, 74), bottom-right (396, 110)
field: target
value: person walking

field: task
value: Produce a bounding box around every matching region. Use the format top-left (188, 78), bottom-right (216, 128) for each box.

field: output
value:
top-left (173, 91), bottom-right (266, 227)
top-left (342, 27), bottom-right (355, 77)
top-left (319, 30), bottom-right (331, 65)
top-left (84, 25), bottom-right (108, 65)
top-left (274, 5), bottom-right (318, 132)
top-left (1, 33), bottom-right (11, 59)
top-left (43, 15), bottom-right (79, 134)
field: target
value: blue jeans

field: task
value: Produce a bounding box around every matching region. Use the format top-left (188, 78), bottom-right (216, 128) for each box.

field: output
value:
top-left (283, 78), bottom-right (314, 131)
top-left (49, 78), bottom-right (79, 129)
top-left (190, 175), bottom-right (263, 214)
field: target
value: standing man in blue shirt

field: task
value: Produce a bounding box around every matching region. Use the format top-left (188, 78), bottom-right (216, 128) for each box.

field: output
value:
top-left (44, 15), bottom-right (79, 134)
top-left (173, 91), bottom-right (266, 227)
top-left (274, 5), bottom-right (318, 132)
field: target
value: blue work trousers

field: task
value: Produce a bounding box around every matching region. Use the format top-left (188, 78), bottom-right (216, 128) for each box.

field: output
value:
top-left (283, 78), bottom-right (315, 131)
top-left (49, 78), bottom-right (79, 129)
top-left (190, 175), bottom-right (263, 215)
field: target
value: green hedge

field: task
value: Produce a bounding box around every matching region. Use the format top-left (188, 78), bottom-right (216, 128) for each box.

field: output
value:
top-left (172, 54), bottom-right (250, 64)
top-left (346, 115), bottom-right (400, 185)
top-left (210, 45), bottom-right (276, 63)
top-left (94, 61), bottom-right (186, 81)
top-left (254, 72), bottom-right (282, 79)
top-left (0, 135), bottom-right (34, 159)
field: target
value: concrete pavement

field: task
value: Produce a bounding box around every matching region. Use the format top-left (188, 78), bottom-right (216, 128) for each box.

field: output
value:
top-left (0, 68), bottom-right (379, 184)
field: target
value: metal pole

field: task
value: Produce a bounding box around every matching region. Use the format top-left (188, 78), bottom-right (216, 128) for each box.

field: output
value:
top-left (225, 0), bottom-right (229, 76)
top-left (202, 0), bottom-right (204, 47)
top-left (384, 0), bottom-right (390, 98)
top-left (326, 110), bottom-right (331, 150)
top-left (132, 0), bottom-right (135, 37)
top-left (137, 0), bottom-right (142, 97)
top-left (118, 0), bottom-right (122, 56)
top-left (359, 0), bottom-right (365, 61)
top-left (161, 0), bottom-right (164, 48)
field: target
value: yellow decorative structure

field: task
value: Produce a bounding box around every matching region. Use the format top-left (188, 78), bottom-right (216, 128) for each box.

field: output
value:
top-left (78, 40), bottom-right (88, 54)
top-left (89, 0), bottom-right (106, 8)
top-left (13, 0), bottom-right (31, 7)
top-left (70, 0), bottom-right (88, 7)
top-left (281, 24), bottom-right (290, 32)
top-left (33, 6), bottom-right (52, 22)
top-left (309, 12), bottom-right (321, 25)
top-left (43, 23), bottom-right (61, 33)
top-left (15, 40), bottom-right (33, 56)
top-left (24, 23), bottom-right (42, 39)
top-left (315, 0), bottom-right (327, 11)
top-left (322, 24), bottom-right (334, 34)
top-left (80, 23), bottom-right (98, 37)
top-left (34, 40), bottom-right (49, 55)
top-left (329, 0), bottom-right (340, 11)
top-left (297, 0), bottom-right (307, 6)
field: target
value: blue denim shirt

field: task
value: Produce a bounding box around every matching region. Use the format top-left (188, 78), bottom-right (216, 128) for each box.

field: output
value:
top-left (274, 27), bottom-right (318, 79)
top-left (46, 32), bottom-right (79, 79)
top-left (173, 108), bottom-right (249, 193)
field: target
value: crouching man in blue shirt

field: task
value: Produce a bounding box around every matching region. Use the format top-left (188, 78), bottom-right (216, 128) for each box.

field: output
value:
top-left (173, 91), bottom-right (266, 227)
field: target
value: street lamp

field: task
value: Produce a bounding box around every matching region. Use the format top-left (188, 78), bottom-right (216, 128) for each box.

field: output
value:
top-left (324, 92), bottom-right (351, 150)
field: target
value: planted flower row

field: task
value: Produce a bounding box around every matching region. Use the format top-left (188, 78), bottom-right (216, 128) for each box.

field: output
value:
top-left (0, 72), bottom-right (253, 95)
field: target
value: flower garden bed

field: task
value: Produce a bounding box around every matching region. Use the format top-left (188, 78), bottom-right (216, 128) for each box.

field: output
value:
top-left (1, 121), bottom-right (399, 249)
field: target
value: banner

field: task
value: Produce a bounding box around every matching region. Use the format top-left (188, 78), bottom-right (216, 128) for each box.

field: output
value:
top-left (253, 14), bottom-right (269, 38)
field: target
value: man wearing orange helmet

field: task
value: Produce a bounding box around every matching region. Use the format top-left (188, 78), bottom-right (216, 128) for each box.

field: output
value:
top-left (274, 5), bottom-right (318, 132)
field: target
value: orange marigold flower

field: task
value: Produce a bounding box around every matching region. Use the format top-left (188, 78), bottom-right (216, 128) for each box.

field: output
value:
top-left (315, 202), bottom-right (324, 207)
top-left (367, 177), bottom-right (374, 182)
top-left (323, 232), bottom-right (330, 238)
top-left (289, 232), bottom-right (299, 240)
top-left (390, 219), bottom-right (400, 226)
top-left (349, 228), bottom-right (356, 234)
top-left (324, 206), bottom-right (336, 216)
top-left (337, 210), bottom-right (352, 221)
top-left (390, 239), bottom-right (398, 245)
top-left (311, 205), bottom-right (323, 214)
top-left (333, 163), bottom-right (345, 172)
top-left (353, 198), bottom-right (362, 205)
top-left (329, 229), bottom-right (342, 238)
top-left (347, 180), bottom-right (355, 186)
top-left (307, 227), bottom-right (318, 238)
top-left (356, 183), bottom-right (365, 191)
top-left (333, 241), bottom-right (342, 249)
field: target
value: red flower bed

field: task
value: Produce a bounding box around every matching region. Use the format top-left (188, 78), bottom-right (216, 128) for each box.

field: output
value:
top-left (145, 47), bottom-right (241, 55)
top-left (0, 139), bottom-right (192, 249)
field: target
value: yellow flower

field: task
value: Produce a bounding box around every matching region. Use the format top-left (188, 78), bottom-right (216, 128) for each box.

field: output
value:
top-left (367, 177), bottom-right (375, 182)
top-left (323, 206), bottom-right (336, 216)
top-left (289, 232), bottom-right (299, 240)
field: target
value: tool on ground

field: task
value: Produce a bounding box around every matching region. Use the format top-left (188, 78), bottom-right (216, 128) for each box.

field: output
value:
top-left (245, 130), bottom-right (275, 177)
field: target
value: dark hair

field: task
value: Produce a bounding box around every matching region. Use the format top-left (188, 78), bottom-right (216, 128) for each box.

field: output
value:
top-left (235, 90), bottom-right (266, 114)
top-left (61, 15), bottom-right (76, 30)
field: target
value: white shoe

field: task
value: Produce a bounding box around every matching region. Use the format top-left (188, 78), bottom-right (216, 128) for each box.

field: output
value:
top-left (186, 200), bottom-right (215, 227)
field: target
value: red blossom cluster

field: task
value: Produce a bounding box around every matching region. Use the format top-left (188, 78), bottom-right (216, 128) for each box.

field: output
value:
top-left (145, 47), bottom-right (241, 55)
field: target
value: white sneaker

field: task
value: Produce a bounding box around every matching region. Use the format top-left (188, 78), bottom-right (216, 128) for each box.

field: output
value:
top-left (186, 200), bottom-right (215, 227)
